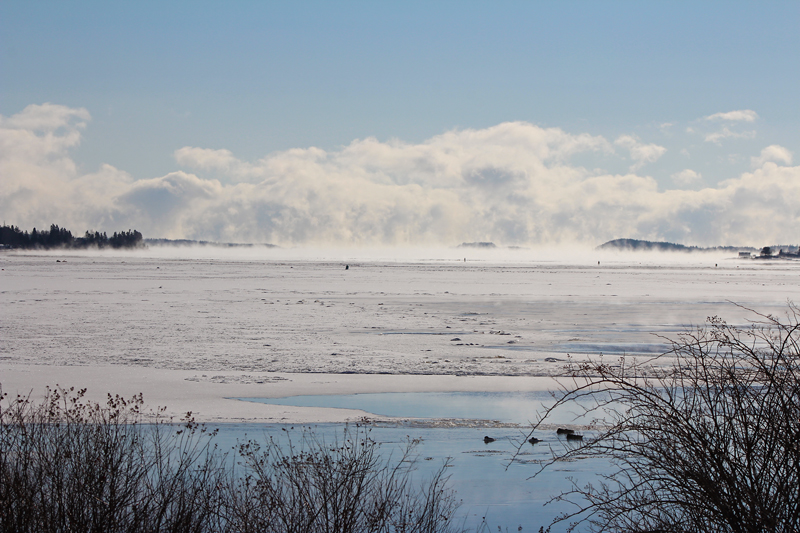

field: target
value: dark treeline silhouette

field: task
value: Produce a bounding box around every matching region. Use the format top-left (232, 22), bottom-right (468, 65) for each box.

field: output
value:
top-left (596, 238), bottom-right (754, 253)
top-left (0, 224), bottom-right (143, 250)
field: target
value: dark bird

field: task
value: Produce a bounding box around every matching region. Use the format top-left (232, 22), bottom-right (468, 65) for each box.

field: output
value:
top-left (556, 428), bottom-right (575, 435)
top-left (528, 437), bottom-right (542, 444)
top-left (566, 433), bottom-right (583, 441)
top-left (483, 436), bottom-right (496, 443)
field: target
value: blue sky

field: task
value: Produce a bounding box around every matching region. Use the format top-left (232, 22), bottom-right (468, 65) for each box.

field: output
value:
top-left (1, 1), bottom-right (799, 246)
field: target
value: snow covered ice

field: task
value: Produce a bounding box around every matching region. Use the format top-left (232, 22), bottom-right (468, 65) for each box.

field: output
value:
top-left (2, 246), bottom-right (799, 424)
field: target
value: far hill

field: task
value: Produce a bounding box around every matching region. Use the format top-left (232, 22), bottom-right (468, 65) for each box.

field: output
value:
top-left (458, 242), bottom-right (497, 249)
top-left (597, 239), bottom-right (752, 253)
top-left (145, 238), bottom-right (278, 248)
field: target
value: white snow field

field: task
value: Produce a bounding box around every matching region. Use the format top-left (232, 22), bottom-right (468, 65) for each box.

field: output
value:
top-left (2, 246), bottom-right (799, 424)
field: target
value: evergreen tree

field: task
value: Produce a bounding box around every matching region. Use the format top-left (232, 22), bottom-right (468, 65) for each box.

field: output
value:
top-left (0, 224), bottom-right (143, 250)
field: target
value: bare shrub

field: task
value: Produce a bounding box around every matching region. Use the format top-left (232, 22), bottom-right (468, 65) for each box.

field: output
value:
top-left (225, 426), bottom-right (460, 533)
top-left (525, 305), bottom-right (800, 533)
top-left (0, 386), bottom-right (225, 533)
top-left (0, 387), bottom-right (459, 533)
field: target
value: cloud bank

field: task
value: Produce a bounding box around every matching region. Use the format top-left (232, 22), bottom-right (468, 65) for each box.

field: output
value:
top-left (2, 103), bottom-right (799, 247)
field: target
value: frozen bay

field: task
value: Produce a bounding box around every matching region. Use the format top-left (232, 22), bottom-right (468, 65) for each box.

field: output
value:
top-left (2, 247), bottom-right (799, 530)
top-left (2, 247), bottom-right (799, 423)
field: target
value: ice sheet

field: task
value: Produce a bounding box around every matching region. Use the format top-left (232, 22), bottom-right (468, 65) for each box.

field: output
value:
top-left (2, 248), bottom-right (798, 422)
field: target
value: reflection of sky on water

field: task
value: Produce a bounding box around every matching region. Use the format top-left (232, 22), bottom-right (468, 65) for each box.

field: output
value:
top-left (552, 342), bottom-right (673, 355)
top-left (212, 423), bottom-right (611, 532)
top-left (238, 391), bottom-right (608, 425)
top-left (229, 392), bottom-right (621, 529)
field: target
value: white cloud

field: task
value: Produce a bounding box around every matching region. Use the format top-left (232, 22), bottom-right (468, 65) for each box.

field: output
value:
top-left (3, 103), bottom-right (800, 247)
top-left (173, 147), bottom-right (264, 181)
top-left (174, 147), bottom-right (239, 171)
top-left (0, 104), bottom-right (90, 190)
top-left (694, 110), bottom-right (759, 145)
top-left (751, 145), bottom-right (793, 167)
top-left (672, 169), bottom-right (702, 186)
top-left (704, 126), bottom-right (757, 144)
top-left (705, 110), bottom-right (759, 122)
top-left (0, 102), bottom-right (90, 131)
top-left (614, 135), bottom-right (667, 170)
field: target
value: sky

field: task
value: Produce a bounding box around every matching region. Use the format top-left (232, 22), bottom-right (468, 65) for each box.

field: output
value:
top-left (1, 1), bottom-right (799, 247)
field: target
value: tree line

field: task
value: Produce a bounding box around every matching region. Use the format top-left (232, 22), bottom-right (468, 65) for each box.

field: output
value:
top-left (0, 224), bottom-right (143, 250)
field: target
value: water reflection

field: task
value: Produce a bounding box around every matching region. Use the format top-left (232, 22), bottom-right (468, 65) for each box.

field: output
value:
top-left (229, 391), bottom-right (617, 530)
top-left (552, 341), bottom-right (672, 355)
top-left (237, 391), bottom-right (603, 426)
top-left (213, 422), bottom-right (609, 532)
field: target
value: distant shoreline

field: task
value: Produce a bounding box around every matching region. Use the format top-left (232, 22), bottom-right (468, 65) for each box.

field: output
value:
top-left (145, 238), bottom-right (279, 248)
top-left (596, 238), bottom-right (799, 257)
